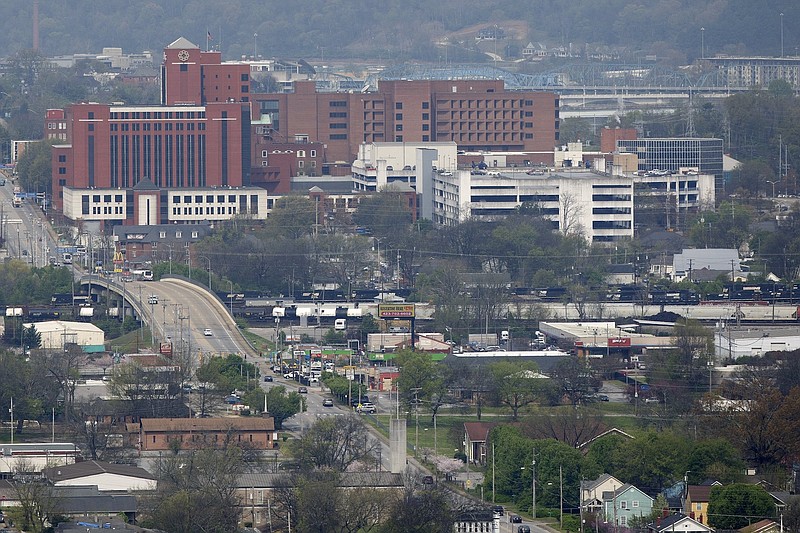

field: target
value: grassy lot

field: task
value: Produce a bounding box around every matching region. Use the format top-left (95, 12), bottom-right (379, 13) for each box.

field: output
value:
top-left (242, 328), bottom-right (271, 353)
top-left (107, 327), bottom-right (154, 353)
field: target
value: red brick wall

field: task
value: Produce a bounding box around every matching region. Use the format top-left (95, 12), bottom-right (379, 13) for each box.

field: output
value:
top-left (600, 127), bottom-right (637, 154)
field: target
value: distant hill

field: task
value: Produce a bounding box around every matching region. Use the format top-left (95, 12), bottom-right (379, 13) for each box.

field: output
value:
top-left (1, 1), bottom-right (796, 66)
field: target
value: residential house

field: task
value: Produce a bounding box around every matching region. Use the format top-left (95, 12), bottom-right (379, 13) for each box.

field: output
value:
top-left (138, 417), bottom-right (276, 452)
top-left (463, 422), bottom-right (497, 465)
top-left (583, 474), bottom-right (624, 514)
top-left (740, 519), bottom-right (780, 533)
top-left (603, 484), bottom-right (654, 528)
top-left (648, 513), bottom-right (714, 533)
top-left (42, 460), bottom-right (156, 492)
top-left (685, 484), bottom-right (720, 525)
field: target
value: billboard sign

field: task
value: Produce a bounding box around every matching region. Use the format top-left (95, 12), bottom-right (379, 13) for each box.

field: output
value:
top-left (378, 304), bottom-right (415, 318)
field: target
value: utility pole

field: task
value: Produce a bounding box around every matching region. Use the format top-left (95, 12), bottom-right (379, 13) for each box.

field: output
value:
top-left (411, 387), bottom-right (421, 458)
top-left (532, 447), bottom-right (537, 519)
top-left (560, 465), bottom-right (564, 530)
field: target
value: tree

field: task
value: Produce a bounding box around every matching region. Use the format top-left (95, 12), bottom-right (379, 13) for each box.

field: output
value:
top-left (396, 350), bottom-right (452, 423)
top-left (381, 479), bottom-right (455, 533)
top-left (706, 371), bottom-right (800, 467)
top-left (10, 459), bottom-right (61, 533)
top-left (708, 483), bottom-right (775, 530)
top-left (524, 409), bottom-right (607, 449)
top-left (242, 385), bottom-right (303, 429)
top-left (351, 191), bottom-right (413, 246)
top-left (265, 195), bottom-right (317, 239)
top-left (490, 360), bottom-right (543, 420)
top-left (15, 140), bottom-right (54, 194)
top-left (291, 471), bottom-right (392, 533)
top-left (147, 446), bottom-right (244, 533)
top-left (21, 324), bottom-right (41, 348)
top-left (292, 413), bottom-right (378, 472)
top-left (549, 356), bottom-right (600, 406)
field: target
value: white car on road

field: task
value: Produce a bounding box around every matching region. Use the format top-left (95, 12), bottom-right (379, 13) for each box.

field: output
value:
top-left (203, 328), bottom-right (213, 336)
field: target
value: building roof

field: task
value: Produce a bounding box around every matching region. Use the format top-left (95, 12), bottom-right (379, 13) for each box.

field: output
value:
top-left (22, 320), bottom-right (104, 335)
top-left (674, 248), bottom-right (739, 274)
top-left (740, 519), bottom-right (779, 533)
top-left (235, 472), bottom-right (403, 489)
top-left (585, 473), bottom-right (621, 491)
top-left (650, 513), bottom-right (713, 533)
top-left (55, 490), bottom-right (137, 514)
top-left (132, 176), bottom-right (160, 191)
top-left (603, 483), bottom-right (652, 501)
top-left (112, 222), bottom-right (213, 244)
top-left (687, 485), bottom-right (713, 502)
top-left (43, 460), bottom-right (155, 483)
top-left (578, 428), bottom-right (635, 449)
top-left (140, 417), bottom-right (275, 432)
top-left (464, 422), bottom-right (496, 443)
top-left (166, 37), bottom-right (198, 50)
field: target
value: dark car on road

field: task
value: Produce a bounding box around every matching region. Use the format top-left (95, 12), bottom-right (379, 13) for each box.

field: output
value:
top-left (511, 514), bottom-right (522, 523)
top-left (298, 386), bottom-right (308, 394)
top-left (518, 526), bottom-right (531, 533)
top-left (264, 376), bottom-right (273, 382)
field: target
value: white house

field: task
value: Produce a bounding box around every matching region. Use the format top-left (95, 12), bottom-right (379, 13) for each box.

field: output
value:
top-left (647, 513), bottom-right (714, 533)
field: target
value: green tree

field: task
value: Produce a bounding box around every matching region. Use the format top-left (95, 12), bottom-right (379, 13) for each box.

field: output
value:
top-left (15, 140), bottom-right (54, 195)
top-left (22, 324), bottom-right (41, 349)
top-left (708, 483), bottom-right (775, 530)
top-left (490, 360), bottom-right (543, 420)
top-left (242, 385), bottom-right (302, 429)
top-left (266, 196), bottom-right (317, 239)
top-left (351, 190), bottom-right (413, 246)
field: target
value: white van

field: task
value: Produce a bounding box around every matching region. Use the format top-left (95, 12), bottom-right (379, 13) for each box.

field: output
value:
top-left (334, 318), bottom-right (347, 330)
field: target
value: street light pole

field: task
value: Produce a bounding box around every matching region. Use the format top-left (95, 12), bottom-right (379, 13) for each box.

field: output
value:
top-left (199, 256), bottom-right (212, 290)
top-left (228, 280), bottom-right (233, 316)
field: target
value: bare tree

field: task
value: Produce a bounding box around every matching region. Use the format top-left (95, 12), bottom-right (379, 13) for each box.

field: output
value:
top-left (11, 459), bottom-right (61, 533)
top-left (524, 409), bottom-right (607, 448)
top-left (146, 446), bottom-right (244, 532)
top-left (560, 191), bottom-right (585, 237)
top-left (293, 413), bottom-right (379, 472)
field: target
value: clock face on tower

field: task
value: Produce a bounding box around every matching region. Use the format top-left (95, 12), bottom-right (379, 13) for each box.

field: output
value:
top-left (177, 50), bottom-right (190, 62)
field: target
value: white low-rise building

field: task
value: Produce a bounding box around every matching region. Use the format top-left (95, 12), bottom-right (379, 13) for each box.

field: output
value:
top-left (25, 320), bottom-right (105, 350)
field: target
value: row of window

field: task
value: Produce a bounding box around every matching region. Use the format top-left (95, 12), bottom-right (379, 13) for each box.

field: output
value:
top-left (395, 102), bottom-right (430, 110)
top-left (173, 206), bottom-right (240, 215)
top-left (47, 122), bottom-right (67, 130)
top-left (110, 123), bottom-right (207, 132)
top-left (110, 111), bottom-right (207, 120)
top-left (173, 194), bottom-right (255, 204)
top-left (260, 149), bottom-right (317, 158)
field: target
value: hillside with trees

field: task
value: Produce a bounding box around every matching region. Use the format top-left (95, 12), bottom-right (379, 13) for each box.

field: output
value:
top-left (0, 1), bottom-right (796, 64)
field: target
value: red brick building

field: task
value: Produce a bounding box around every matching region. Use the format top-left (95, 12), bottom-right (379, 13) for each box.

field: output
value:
top-left (51, 37), bottom-right (252, 213)
top-left (600, 127), bottom-right (637, 153)
top-left (138, 417), bottom-right (277, 452)
top-left (251, 79), bottom-right (559, 164)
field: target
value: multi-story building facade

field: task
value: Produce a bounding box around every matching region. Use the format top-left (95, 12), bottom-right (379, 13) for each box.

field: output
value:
top-left (251, 79), bottom-right (559, 164)
top-left (51, 37), bottom-right (253, 216)
top-left (432, 168), bottom-right (635, 243)
top-left (51, 37), bottom-right (561, 226)
top-left (615, 137), bottom-right (724, 194)
top-left (61, 182), bottom-right (273, 225)
top-left (706, 56), bottom-right (800, 89)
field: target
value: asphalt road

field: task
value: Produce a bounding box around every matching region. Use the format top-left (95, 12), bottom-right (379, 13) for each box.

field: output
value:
top-left (108, 277), bottom-right (257, 361)
top-left (0, 171), bottom-right (60, 267)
